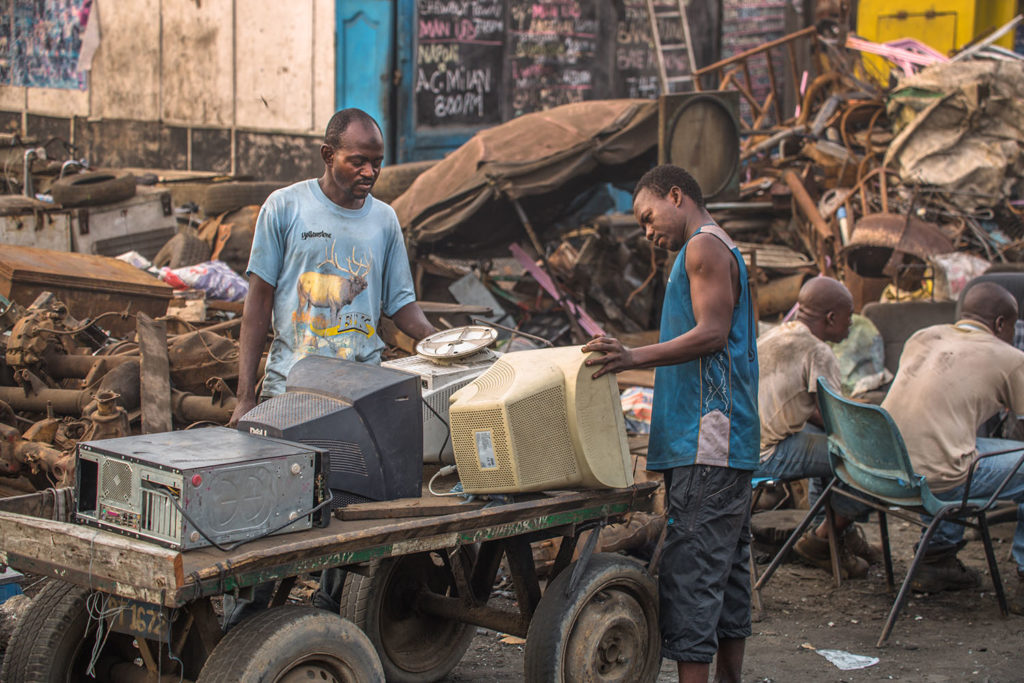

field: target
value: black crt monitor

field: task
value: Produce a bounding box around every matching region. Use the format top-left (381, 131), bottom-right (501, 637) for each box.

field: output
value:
top-left (238, 356), bottom-right (423, 506)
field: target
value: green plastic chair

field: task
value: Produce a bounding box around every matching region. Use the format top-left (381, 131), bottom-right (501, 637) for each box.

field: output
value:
top-left (756, 378), bottom-right (1024, 647)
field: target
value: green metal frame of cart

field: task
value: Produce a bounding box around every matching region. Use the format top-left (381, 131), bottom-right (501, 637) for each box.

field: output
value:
top-left (0, 481), bottom-right (661, 682)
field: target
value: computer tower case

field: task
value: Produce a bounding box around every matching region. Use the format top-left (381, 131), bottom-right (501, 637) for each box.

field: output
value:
top-left (75, 427), bottom-right (328, 550)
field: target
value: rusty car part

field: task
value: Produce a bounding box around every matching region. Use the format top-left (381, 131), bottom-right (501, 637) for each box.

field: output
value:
top-left (0, 386), bottom-right (93, 415)
top-left (167, 329), bottom-right (239, 393)
top-left (170, 389), bottom-right (237, 425)
top-left (5, 299), bottom-right (76, 378)
top-left (80, 391), bottom-right (130, 442)
top-left (0, 422), bottom-right (72, 487)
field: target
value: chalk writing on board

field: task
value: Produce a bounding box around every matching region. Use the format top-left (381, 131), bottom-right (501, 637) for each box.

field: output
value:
top-left (507, 0), bottom-right (600, 116)
top-left (614, 0), bottom-right (693, 98)
top-left (415, 0), bottom-right (505, 126)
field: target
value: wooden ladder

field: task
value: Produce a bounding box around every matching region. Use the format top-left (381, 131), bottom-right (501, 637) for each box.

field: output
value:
top-left (645, 0), bottom-right (698, 94)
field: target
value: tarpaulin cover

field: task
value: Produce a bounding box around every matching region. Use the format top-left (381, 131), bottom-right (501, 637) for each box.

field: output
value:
top-left (391, 99), bottom-right (658, 255)
top-left (885, 60), bottom-right (1024, 206)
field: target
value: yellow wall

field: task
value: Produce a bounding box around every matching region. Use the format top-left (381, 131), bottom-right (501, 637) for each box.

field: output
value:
top-left (857, 0), bottom-right (1016, 80)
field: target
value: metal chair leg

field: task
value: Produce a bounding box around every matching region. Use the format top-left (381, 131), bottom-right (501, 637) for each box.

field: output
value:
top-left (878, 513), bottom-right (946, 647)
top-left (824, 502), bottom-right (842, 588)
top-left (754, 478), bottom-right (838, 591)
top-left (749, 550), bottom-right (763, 618)
top-left (878, 510), bottom-right (894, 592)
top-left (976, 511), bottom-right (1008, 616)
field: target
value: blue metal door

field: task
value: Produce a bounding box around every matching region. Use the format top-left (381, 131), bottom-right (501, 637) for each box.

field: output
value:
top-left (336, 0), bottom-right (393, 153)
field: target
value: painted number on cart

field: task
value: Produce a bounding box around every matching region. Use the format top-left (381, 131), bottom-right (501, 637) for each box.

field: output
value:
top-left (475, 431), bottom-right (497, 469)
top-left (108, 596), bottom-right (170, 639)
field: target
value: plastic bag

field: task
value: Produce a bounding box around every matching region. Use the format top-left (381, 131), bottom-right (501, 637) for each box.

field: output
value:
top-left (162, 260), bottom-right (248, 302)
top-left (830, 314), bottom-right (892, 397)
top-left (930, 251), bottom-right (991, 301)
top-left (620, 386), bottom-right (653, 434)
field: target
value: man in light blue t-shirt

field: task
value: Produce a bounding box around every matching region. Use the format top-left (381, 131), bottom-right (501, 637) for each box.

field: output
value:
top-left (223, 109), bottom-right (435, 628)
top-left (229, 108), bottom-right (435, 425)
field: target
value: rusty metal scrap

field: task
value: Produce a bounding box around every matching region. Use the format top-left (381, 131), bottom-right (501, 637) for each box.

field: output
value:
top-left (0, 290), bottom-right (243, 493)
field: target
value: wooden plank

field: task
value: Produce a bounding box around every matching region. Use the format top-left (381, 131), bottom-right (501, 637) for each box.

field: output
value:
top-left (336, 497), bottom-right (486, 521)
top-left (0, 511), bottom-right (182, 604)
top-left (138, 312), bottom-right (173, 434)
top-left (415, 301), bottom-right (494, 316)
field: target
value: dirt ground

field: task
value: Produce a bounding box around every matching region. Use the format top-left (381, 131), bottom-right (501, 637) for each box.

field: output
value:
top-left (448, 516), bottom-right (1023, 682)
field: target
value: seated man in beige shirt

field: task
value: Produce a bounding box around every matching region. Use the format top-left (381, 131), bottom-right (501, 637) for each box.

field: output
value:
top-left (882, 282), bottom-right (1024, 608)
top-left (755, 277), bottom-right (879, 578)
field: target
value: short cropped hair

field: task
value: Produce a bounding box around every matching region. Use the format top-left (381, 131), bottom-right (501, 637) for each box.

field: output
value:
top-left (324, 109), bottom-right (382, 148)
top-left (633, 164), bottom-right (704, 208)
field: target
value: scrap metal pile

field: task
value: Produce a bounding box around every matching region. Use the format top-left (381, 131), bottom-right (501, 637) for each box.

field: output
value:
top-left (0, 291), bottom-right (238, 491)
top-left (393, 19), bottom-right (1024, 348)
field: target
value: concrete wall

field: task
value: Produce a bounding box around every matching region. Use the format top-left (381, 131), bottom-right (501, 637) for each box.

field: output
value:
top-left (0, 0), bottom-right (336, 180)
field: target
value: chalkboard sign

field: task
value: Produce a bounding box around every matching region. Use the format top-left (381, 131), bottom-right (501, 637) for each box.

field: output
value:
top-left (507, 0), bottom-right (601, 117)
top-left (414, 0), bottom-right (506, 126)
top-left (411, 0), bottom-right (703, 132)
top-left (615, 0), bottom-right (660, 99)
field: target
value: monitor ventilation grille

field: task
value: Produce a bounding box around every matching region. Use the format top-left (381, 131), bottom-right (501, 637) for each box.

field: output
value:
top-left (244, 392), bottom-right (341, 426)
top-left (305, 439), bottom-right (368, 476)
top-left (472, 361), bottom-right (515, 397)
top-left (508, 385), bottom-right (577, 488)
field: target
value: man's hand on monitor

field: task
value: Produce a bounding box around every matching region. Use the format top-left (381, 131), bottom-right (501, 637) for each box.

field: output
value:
top-left (582, 335), bottom-right (634, 379)
top-left (228, 396), bottom-right (256, 428)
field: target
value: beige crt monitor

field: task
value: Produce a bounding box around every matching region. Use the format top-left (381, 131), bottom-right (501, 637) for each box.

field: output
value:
top-left (448, 346), bottom-right (633, 493)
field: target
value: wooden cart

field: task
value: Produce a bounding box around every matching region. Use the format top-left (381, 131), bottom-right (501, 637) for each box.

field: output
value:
top-left (0, 481), bottom-right (659, 682)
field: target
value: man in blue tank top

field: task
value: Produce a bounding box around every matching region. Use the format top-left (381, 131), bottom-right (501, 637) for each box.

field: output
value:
top-left (584, 164), bottom-right (758, 683)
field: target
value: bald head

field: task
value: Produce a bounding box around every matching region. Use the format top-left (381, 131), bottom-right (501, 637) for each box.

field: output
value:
top-left (798, 277), bottom-right (853, 318)
top-left (795, 276), bottom-right (854, 343)
top-left (961, 282), bottom-right (1018, 343)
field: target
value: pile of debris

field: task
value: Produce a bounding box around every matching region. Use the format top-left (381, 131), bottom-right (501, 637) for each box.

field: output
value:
top-left (388, 19), bottom-right (1024, 348)
top-left (0, 289), bottom-right (239, 492)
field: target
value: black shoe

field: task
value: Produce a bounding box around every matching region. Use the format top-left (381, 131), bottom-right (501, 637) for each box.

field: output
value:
top-left (909, 555), bottom-right (980, 593)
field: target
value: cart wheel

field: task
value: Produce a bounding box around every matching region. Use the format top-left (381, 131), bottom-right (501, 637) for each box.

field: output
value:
top-left (342, 551), bottom-right (475, 682)
top-left (197, 606), bottom-right (383, 682)
top-left (0, 580), bottom-right (134, 682)
top-left (524, 553), bottom-right (660, 683)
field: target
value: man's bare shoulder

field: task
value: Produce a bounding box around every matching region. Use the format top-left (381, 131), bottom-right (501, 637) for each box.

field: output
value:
top-left (684, 231), bottom-right (734, 268)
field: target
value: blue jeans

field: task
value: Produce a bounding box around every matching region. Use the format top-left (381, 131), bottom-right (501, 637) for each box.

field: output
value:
top-left (928, 437), bottom-right (1024, 572)
top-left (754, 425), bottom-right (869, 521)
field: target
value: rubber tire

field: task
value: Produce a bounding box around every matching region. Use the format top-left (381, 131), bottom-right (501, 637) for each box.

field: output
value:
top-left (0, 580), bottom-right (117, 682)
top-left (371, 160), bottom-right (438, 204)
top-left (153, 231), bottom-right (212, 269)
top-left (341, 552), bottom-right (475, 683)
top-left (197, 606), bottom-right (384, 682)
top-left (523, 553), bottom-right (660, 683)
top-left (201, 181), bottom-right (285, 216)
top-left (50, 171), bottom-right (136, 207)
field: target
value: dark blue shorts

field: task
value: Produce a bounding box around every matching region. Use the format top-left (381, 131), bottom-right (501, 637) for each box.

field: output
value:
top-left (659, 464), bottom-right (753, 662)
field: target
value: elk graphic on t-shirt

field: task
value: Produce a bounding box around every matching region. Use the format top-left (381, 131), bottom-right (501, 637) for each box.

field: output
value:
top-left (297, 242), bottom-right (372, 323)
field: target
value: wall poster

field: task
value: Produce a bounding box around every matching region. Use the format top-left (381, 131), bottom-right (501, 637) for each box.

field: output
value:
top-left (1, 0), bottom-right (91, 90)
